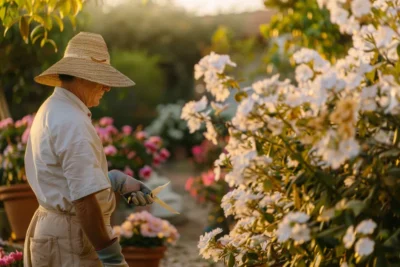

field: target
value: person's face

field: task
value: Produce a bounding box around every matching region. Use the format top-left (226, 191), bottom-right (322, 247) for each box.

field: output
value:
top-left (77, 79), bottom-right (111, 108)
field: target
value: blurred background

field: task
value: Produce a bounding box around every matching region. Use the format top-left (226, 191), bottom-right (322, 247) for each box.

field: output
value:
top-left (1, 0), bottom-right (272, 126)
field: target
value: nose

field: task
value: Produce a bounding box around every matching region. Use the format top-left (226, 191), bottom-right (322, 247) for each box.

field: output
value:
top-left (102, 86), bottom-right (111, 92)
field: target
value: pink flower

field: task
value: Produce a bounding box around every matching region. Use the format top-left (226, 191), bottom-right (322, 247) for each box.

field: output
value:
top-left (0, 118), bottom-right (13, 129)
top-left (152, 154), bottom-right (162, 167)
top-left (0, 259), bottom-right (7, 266)
top-left (11, 251), bottom-right (22, 261)
top-left (3, 255), bottom-right (14, 265)
top-left (99, 117), bottom-right (114, 126)
top-left (144, 141), bottom-right (158, 154)
top-left (159, 148), bottom-right (170, 161)
top-left (201, 170), bottom-right (215, 186)
top-left (135, 131), bottom-right (147, 140)
top-left (14, 120), bottom-right (24, 128)
top-left (105, 125), bottom-right (118, 135)
top-left (185, 177), bottom-right (194, 191)
top-left (139, 165), bottom-right (152, 180)
top-left (127, 151), bottom-right (136, 159)
top-left (104, 145), bottom-right (117, 156)
top-left (22, 127), bottom-right (31, 144)
top-left (148, 136), bottom-right (162, 148)
top-left (124, 166), bottom-right (134, 177)
top-left (191, 145), bottom-right (204, 163)
top-left (122, 125), bottom-right (133, 135)
top-left (22, 114), bottom-right (34, 126)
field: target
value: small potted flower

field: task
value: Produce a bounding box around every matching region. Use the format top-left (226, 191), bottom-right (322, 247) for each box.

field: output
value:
top-left (0, 241), bottom-right (23, 266)
top-left (113, 211), bottom-right (179, 267)
top-left (0, 115), bottom-right (38, 242)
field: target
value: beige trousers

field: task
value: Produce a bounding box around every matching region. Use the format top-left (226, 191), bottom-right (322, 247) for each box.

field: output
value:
top-left (24, 206), bottom-right (128, 267)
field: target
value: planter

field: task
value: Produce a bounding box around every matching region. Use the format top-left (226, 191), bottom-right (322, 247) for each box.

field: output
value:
top-left (0, 207), bottom-right (11, 240)
top-left (0, 184), bottom-right (38, 242)
top-left (122, 246), bottom-right (166, 267)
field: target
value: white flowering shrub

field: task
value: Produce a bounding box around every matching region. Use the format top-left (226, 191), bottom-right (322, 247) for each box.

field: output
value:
top-left (182, 1), bottom-right (400, 266)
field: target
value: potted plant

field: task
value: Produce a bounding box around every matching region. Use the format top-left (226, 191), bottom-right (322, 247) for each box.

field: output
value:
top-left (113, 210), bottom-right (179, 267)
top-left (0, 115), bottom-right (38, 242)
top-left (92, 117), bottom-right (171, 217)
top-left (0, 239), bottom-right (24, 266)
top-left (93, 117), bottom-right (170, 182)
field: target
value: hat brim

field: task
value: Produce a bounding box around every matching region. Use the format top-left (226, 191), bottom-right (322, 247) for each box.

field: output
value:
top-left (34, 57), bottom-right (135, 88)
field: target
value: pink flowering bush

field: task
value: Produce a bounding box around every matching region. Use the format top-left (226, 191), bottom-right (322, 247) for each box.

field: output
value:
top-left (112, 211), bottom-right (179, 248)
top-left (0, 115), bottom-right (34, 186)
top-left (93, 117), bottom-right (170, 181)
top-left (0, 243), bottom-right (23, 267)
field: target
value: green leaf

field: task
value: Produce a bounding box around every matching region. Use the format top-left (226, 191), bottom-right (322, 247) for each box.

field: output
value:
top-left (45, 39), bottom-right (58, 52)
top-left (52, 14), bottom-right (64, 31)
top-left (71, 0), bottom-right (82, 16)
top-left (346, 200), bottom-right (365, 216)
top-left (43, 15), bottom-right (53, 30)
top-left (60, 0), bottom-right (71, 18)
top-left (397, 44), bottom-right (400, 59)
top-left (228, 253), bottom-right (235, 267)
top-left (19, 16), bottom-right (29, 43)
top-left (316, 225), bottom-right (345, 238)
top-left (30, 24), bottom-right (42, 39)
top-left (234, 91), bottom-right (248, 102)
top-left (68, 14), bottom-right (76, 29)
top-left (31, 14), bottom-right (44, 24)
top-left (388, 168), bottom-right (400, 177)
top-left (264, 213), bottom-right (274, 223)
top-left (0, 7), bottom-right (5, 21)
top-left (32, 33), bottom-right (43, 44)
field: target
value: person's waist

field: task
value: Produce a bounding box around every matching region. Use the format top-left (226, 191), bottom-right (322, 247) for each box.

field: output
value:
top-left (38, 205), bottom-right (111, 225)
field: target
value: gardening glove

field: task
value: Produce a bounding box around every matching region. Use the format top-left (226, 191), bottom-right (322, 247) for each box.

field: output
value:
top-left (108, 169), bottom-right (154, 206)
top-left (96, 238), bottom-right (128, 267)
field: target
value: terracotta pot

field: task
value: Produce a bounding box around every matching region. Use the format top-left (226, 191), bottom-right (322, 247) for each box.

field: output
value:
top-left (0, 184), bottom-right (38, 242)
top-left (122, 246), bottom-right (166, 267)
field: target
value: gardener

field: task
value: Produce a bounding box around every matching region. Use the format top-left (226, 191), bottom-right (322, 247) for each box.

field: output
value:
top-left (23, 32), bottom-right (154, 267)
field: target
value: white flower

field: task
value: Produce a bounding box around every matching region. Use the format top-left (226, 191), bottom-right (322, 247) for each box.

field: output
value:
top-left (355, 219), bottom-right (377, 235)
top-left (295, 64), bottom-right (313, 83)
top-left (355, 238), bottom-right (375, 257)
top-left (285, 211), bottom-right (310, 224)
top-left (351, 0), bottom-right (371, 17)
top-left (204, 121), bottom-right (218, 145)
top-left (341, 263), bottom-right (349, 267)
top-left (293, 48), bottom-right (318, 64)
top-left (343, 226), bottom-right (356, 249)
top-left (276, 221), bottom-right (291, 242)
top-left (373, 26), bottom-right (394, 49)
top-left (330, 6), bottom-right (349, 25)
top-left (181, 96), bottom-right (209, 133)
top-left (198, 228), bottom-right (223, 256)
top-left (291, 223), bottom-right (311, 244)
top-left (252, 74), bottom-right (280, 95)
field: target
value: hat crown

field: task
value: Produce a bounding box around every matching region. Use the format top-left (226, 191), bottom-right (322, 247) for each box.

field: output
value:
top-left (64, 32), bottom-right (110, 64)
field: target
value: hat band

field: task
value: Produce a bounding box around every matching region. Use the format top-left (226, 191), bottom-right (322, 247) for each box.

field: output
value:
top-left (64, 53), bottom-right (110, 64)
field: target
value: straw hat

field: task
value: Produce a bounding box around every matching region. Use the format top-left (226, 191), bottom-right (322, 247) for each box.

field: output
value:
top-left (34, 32), bottom-right (135, 87)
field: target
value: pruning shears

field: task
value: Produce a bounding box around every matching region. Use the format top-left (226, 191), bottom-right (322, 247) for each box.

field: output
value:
top-left (124, 182), bottom-right (180, 214)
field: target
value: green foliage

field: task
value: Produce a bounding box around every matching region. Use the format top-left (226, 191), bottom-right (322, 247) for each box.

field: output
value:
top-left (92, 50), bottom-right (166, 126)
top-left (85, 0), bottom-right (220, 103)
top-left (0, 0), bottom-right (85, 51)
top-left (260, 0), bottom-right (352, 79)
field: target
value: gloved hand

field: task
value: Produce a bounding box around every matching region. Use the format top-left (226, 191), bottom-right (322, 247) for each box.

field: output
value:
top-left (108, 169), bottom-right (153, 206)
top-left (96, 238), bottom-right (127, 266)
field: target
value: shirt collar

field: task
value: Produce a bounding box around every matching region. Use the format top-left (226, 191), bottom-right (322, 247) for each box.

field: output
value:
top-left (53, 87), bottom-right (92, 118)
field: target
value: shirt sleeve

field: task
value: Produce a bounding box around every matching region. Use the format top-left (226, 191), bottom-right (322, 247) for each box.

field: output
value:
top-left (58, 139), bottom-right (111, 201)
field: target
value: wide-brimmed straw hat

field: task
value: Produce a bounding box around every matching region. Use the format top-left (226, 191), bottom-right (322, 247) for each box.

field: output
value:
top-left (34, 32), bottom-right (135, 87)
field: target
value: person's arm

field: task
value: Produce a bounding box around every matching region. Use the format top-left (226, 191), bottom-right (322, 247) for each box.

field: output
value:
top-left (74, 193), bottom-right (125, 265)
top-left (108, 169), bottom-right (153, 206)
